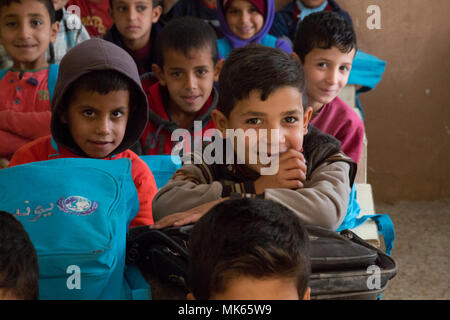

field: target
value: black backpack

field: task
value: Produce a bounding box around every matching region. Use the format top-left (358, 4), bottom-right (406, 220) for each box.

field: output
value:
top-left (126, 224), bottom-right (397, 300)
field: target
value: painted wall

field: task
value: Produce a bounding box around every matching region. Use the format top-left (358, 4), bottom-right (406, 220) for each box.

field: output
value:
top-left (337, 0), bottom-right (450, 201)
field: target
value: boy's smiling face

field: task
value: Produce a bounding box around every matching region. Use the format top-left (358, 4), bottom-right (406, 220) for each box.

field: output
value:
top-left (225, 0), bottom-right (264, 40)
top-left (63, 90), bottom-right (130, 159)
top-left (213, 86), bottom-right (312, 174)
top-left (0, 0), bottom-right (59, 70)
top-left (155, 46), bottom-right (219, 119)
top-left (302, 46), bottom-right (355, 112)
top-left (109, 0), bottom-right (162, 50)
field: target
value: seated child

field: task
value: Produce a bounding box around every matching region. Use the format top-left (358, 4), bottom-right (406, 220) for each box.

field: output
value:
top-left (160, 0), bottom-right (222, 38)
top-left (9, 38), bottom-right (158, 227)
top-left (140, 16), bottom-right (221, 155)
top-left (152, 44), bottom-right (356, 230)
top-left (270, 0), bottom-right (352, 41)
top-left (104, 0), bottom-right (162, 77)
top-left (216, 0), bottom-right (292, 59)
top-left (0, 0), bottom-right (59, 160)
top-left (292, 11), bottom-right (363, 163)
top-left (187, 198), bottom-right (311, 300)
top-left (49, 0), bottom-right (90, 64)
top-left (0, 211), bottom-right (39, 300)
top-left (66, 0), bottom-right (112, 36)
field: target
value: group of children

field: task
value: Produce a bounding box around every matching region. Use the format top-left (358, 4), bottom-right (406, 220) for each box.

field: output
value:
top-left (0, 0), bottom-right (366, 300)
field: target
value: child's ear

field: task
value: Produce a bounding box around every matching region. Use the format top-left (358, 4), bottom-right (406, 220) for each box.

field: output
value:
top-left (152, 64), bottom-right (166, 86)
top-left (290, 52), bottom-right (303, 65)
top-left (152, 4), bottom-right (163, 23)
top-left (303, 106), bottom-right (313, 135)
top-left (211, 109), bottom-right (228, 138)
top-left (302, 287), bottom-right (311, 300)
top-left (59, 110), bottom-right (68, 124)
top-left (50, 21), bottom-right (60, 44)
top-left (214, 58), bottom-right (225, 82)
top-left (186, 292), bottom-right (196, 300)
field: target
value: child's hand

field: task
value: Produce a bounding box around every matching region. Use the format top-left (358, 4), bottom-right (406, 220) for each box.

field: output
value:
top-left (254, 149), bottom-right (306, 193)
top-left (150, 198), bottom-right (228, 229)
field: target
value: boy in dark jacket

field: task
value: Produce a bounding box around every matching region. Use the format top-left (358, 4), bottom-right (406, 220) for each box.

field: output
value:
top-left (104, 0), bottom-right (162, 77)
top-left (270, 0), bottom-right (352, 41)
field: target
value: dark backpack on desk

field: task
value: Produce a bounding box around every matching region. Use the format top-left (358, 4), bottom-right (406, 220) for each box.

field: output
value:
top-left (126, 224), bottom-right (397, 300)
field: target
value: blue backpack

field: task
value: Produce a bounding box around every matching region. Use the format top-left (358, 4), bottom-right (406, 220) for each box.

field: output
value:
top-left (217, 34), bottom-right (278, 59)
top-left (347, 50), bottom-right (387, 121)
top-left (0, 158), bottom-right (151, 300)
top-left (140, 155), bottom-right (182, 189)
top-left (0, 64), bottom-right (59, 101)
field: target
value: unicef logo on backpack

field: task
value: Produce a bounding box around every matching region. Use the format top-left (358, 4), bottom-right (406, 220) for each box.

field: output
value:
top-left (57, 196), bottom-right (98, 216)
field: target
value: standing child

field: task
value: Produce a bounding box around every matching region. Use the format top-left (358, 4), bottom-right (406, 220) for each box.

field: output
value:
top-left (104, 0), bottom-right (162, 77)
top-left (216, 0), bottom-right (292, 59)
top-left (9, 38), bottom-right (158, 227)
top-left (151, 45), bottom-right (356, 230)
top-left (187, 198), bottom-right (311, 300)
top-left (140, 16), bottom-right (221, 155)
top-left (0, 211), bottom-right (39, 300)
top-left (0, 0), bottom-right (59, 160)
top-left (270, 0), bottom-right (352, 41)
top-left (292, 11), bottom-right (363, 163)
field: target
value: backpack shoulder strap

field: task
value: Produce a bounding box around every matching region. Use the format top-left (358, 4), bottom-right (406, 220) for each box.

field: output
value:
top-left (47, 64), bottom-right (59, 101)
top-left (261, 34), bottom-right (277, 48)
top-left (217, 38), bottom-right (232, 59)
top-left (0, 69), bottom-right (8, 80)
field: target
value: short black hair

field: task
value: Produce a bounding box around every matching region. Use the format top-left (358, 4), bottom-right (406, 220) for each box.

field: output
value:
top-left (155, 16), bottom-right (218, 68)
top-left (293, 11), bottom-right (357, 63)
top-left (218, 44), bottom-right (306, 117)
top-left (0, 0), bottom-right (56, 24)
top-left (188, 198), bottom-right (311, 300)
top-left (109, 0), bottom-right (162, 9)
top-left (0, 211), bottom-right (39, 300)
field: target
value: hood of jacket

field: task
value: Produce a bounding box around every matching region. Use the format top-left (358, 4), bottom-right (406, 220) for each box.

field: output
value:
top-left (51, 38), bottom-right (149, 157)
top-left (217, 0), bottom-right (275, 49)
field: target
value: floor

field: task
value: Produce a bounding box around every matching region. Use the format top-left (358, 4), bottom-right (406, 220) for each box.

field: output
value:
top-left (376, 199), bottom-right (450, 300)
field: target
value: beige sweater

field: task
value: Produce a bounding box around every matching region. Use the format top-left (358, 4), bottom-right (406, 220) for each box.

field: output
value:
top-left (152, 126), bottom-right (356, 230)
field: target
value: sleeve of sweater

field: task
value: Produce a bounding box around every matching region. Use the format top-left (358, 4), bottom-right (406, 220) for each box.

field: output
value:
top-left (128, 154), bottom-right (159, 227)
top-left (263, 160), bottom-right (352, 230)
top-left (0, 129), bottom-right (32, 158)
top-left (0, 109), bottom-right (51, 140)
top-left (152, 162), bottom-right (224, 222)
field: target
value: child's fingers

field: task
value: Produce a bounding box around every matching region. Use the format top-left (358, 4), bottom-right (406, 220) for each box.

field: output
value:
top-left (282, 168), bottom-right (306, 182)
top-left (151, 211), bottom-right (187, 229)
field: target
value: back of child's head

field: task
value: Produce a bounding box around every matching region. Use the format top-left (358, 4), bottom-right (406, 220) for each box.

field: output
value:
top-left (0, 211), bottom-right (39, 300)
top-left (293, 10), bottom-right (357, 63)
top-left (155, 16), bottom-right (218, 68)
top-left (218, 44), bottom-right (306, 117)
top-left (188, 198), bottom-right (310, 300)
top-left (0, 0), bottom-right (56, 23)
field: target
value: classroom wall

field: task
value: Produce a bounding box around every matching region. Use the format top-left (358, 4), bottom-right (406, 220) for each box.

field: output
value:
top-left (335, 0), bottom-right (450, 201)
